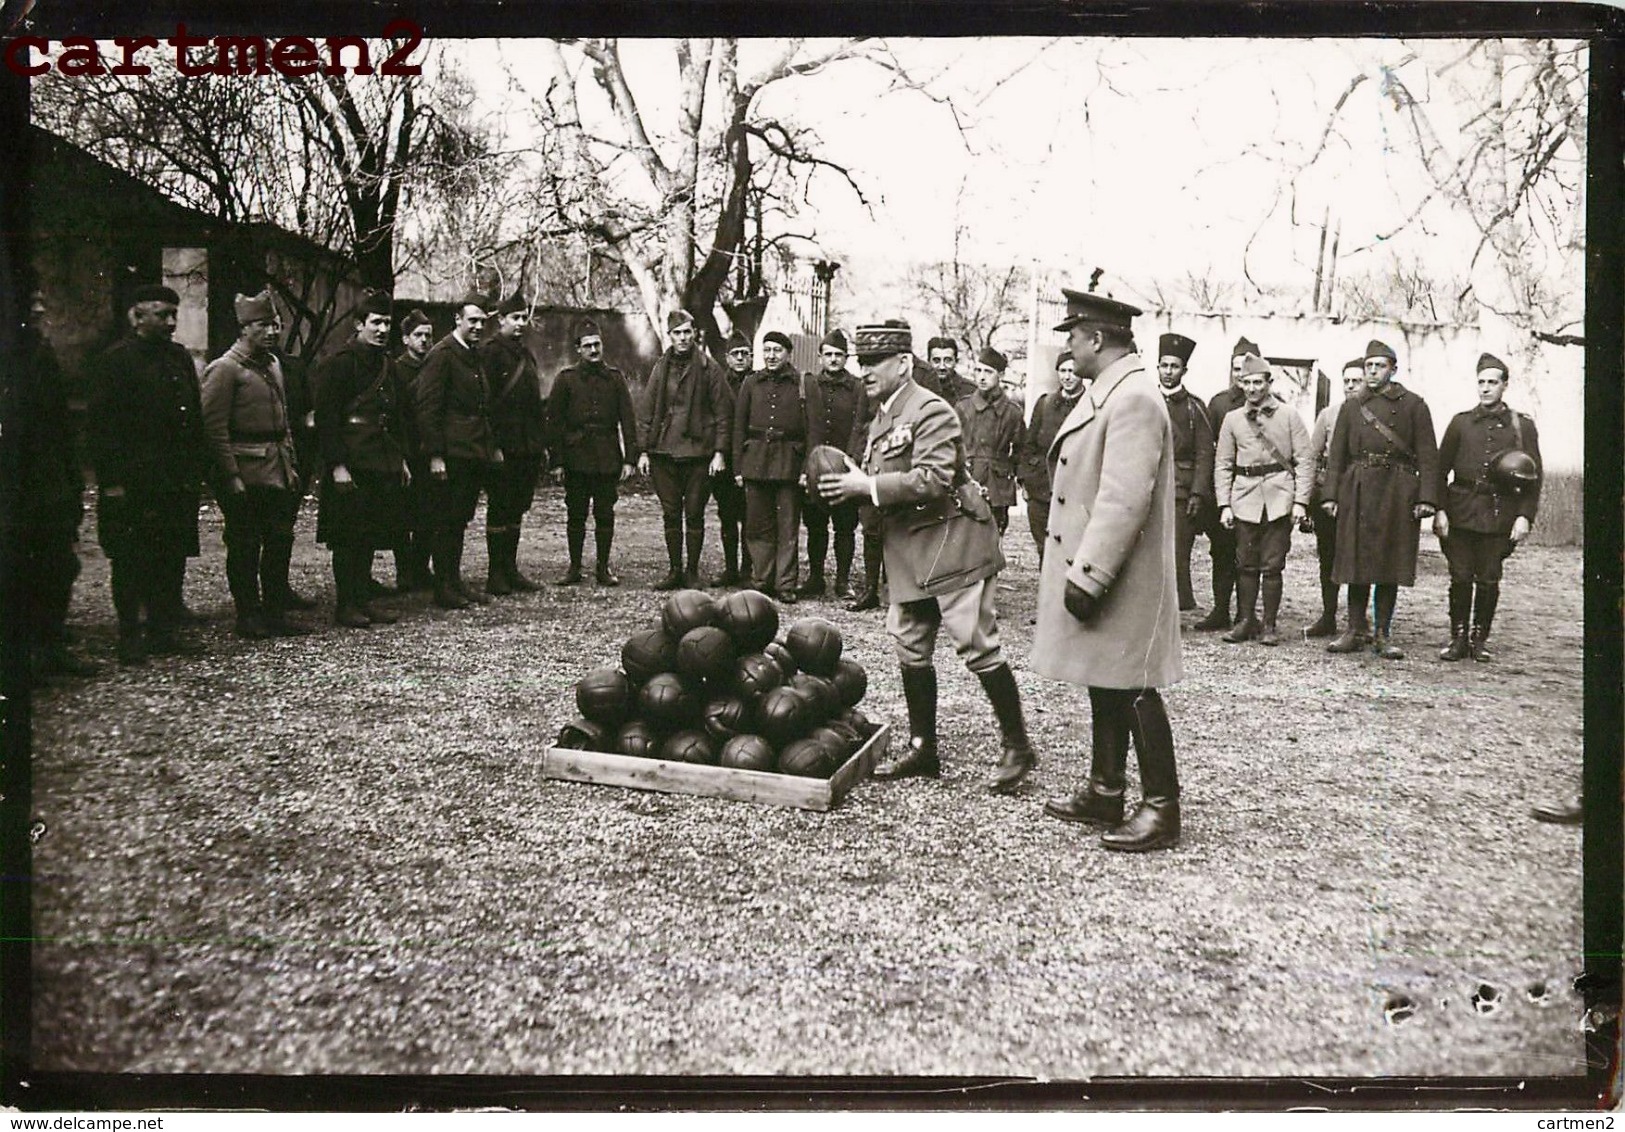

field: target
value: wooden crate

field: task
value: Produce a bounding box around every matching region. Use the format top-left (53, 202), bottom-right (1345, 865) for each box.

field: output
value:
top-left (543, 723), bottom-right (891, 812)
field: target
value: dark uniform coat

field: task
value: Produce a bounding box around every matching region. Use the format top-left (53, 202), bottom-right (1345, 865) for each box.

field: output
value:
top-left (863, 379), bottom-right (1000, 603)
top-left (1437, 403), bottom-right (1542, 535)
top-left (1206, 385), bottom-right (1246, 432)
top-left (13, 327), bottom-right (83, 536)
top-left (806, 370), bottom-right (867, 458)
top-left (954, 387), bottom-right (1024, 507)
top-left (199, 344), bottom-right (299, 491)
top-left (87, 335), bottom-right (205, 558)
top-left (480, 335), bottom-right (549, 459)
top-left (638, 349), bottom-right (733, 460)
top-left (1163, 385), bottom-right (1215, 507)
top-left (1324, 381), bottom-right (1440, 585)
top-left (1019, 388), bottom-right (1084, 504)
top-left (313, 339), bottom-right (408, 546)
top-left (392, 350), bottom-right (428, 461)
top-left (732, 362), bottom-right (808, 482)
top-left (1031, 355), bottom-right (1183, 689)
top-left (416, 334), bottom-right (498, 464)
top-left (548, 360), bottom-right (640, 474)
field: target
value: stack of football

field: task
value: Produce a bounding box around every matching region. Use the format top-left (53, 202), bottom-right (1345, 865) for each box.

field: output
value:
top-left (555, 589), bottom-right (882, 778)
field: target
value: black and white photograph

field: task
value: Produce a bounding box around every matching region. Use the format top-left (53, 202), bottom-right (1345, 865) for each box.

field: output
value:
top-left (2, 1), bottom-right (1619, 1111)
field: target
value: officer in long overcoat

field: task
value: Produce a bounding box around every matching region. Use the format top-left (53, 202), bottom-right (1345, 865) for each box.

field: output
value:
top-left (1032, 291), bottom-right (1183, 853)
top-left (1322, 338), bottom-right (1440, 659)
top-left (817, 319), bottom-right (1036, 793)
top-left (1433, 352), bottom-right (1542, 662)
top-left (87, 283), bottom-right (207, 664)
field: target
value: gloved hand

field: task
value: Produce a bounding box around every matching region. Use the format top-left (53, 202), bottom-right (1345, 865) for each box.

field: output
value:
top-left (1064, 580), bottom-right (1099, 624)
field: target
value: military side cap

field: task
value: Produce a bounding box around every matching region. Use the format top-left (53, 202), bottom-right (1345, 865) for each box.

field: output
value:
top-left (1477, 351), bottom-right (1509, 376)
top-left (234, 289), bottom-right (276, 325)
top-left (854, 320), bottom-right (913, 361)
top-left (130, 284), bottom-right (180, 306)
top-left (1053, 289), bottom-right (1140, 333)
top-left (401, 309), bottom-right (432, 334)
top-left (821, 329), bottom-right (849, 353)
top-left (762, 330), bottom-right (794, 351)
top-left (667, 309), bottom-right (695, 331)
top-left (1231, 336), bottom-right (1259, 358)
top-left (356, 290), bottom-right (393, 318)
top-left (1343, 357), bottom-right (1366, 374)
top-left (574, 317), bottom-right (602, 343)
top-left (1158, 332), bottom-right (1195, 364)
top-left (977, 346), bottom-right (1008, 372)
top-left (725, 330), bottom-right (751, 353)
top-left (1239, 353), bottom-right (1272, 377)
top-left (496, 293), bottom-right (529, 317)
top-left (926, 335), bottom-right (958, 355)
top-left (1365, 339), bottom-right (1398, 362)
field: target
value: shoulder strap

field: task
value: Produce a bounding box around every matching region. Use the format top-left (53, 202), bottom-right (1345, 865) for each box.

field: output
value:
top-left (497, 352), bottom-right (530, 402)
top-left (1509, 410), bottom-right (1524, 452)
top-left (1243, 410), bottom-right (1295, 470)
top-left (346, 351), bottom-right (394, 417)
top-left (1357, 399), bottom-right (1415, 460)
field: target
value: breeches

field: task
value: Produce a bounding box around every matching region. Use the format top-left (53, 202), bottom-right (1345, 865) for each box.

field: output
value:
top-left (887, 577), bottom-right (1004, 673)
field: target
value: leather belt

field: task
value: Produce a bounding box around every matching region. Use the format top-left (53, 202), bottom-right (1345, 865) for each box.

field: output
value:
top-left (747, 427), bottom-right (801, 441)
top-left (1362, 452), bottom-right (1415, 468)
top-left (1235, 462), bottom-right (1286, 477)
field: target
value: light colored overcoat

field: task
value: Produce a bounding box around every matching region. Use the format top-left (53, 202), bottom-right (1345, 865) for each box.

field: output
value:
top-left (1031, 354), bottom-right (1183, 689)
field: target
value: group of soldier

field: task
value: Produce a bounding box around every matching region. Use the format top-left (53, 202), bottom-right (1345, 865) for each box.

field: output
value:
top-left (16, 279), bottom-right (1548, 843)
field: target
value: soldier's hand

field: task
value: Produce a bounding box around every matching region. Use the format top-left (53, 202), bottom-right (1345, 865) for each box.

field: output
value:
top-left (226, 476), bottom-right (247, 497)
top-left (708, 452), bottom-right (726, 477)
top-left (1218, 506), bottom-right (1235, 530)
top-left (819, 469), bottom-right (869, 504)
top-left (1064, 580), bottom-right (1100, 624)
top-left (620, 463), bottom-right (635, 483)
top-left (1186, 495), bottom-right (1202, 518)
top-left (1510, 516), bottom-right (1531, 544)
top-left (1290, 502), bottom-right (1307, 525)
top-left (429, 457), bottom-right (448, 481)
top-left (1321, 500), bottom-right (1337, 519)
top-left (1413, 503), bottom-right (1436, 521)
top-left (1433, 511), bottom-right (1449, 540)
top-left (636, 453), bottom-right (650, 478)
top-left (332, 464), bottom-right (356, 494)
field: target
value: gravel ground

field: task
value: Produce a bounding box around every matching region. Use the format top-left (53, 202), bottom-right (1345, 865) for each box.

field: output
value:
top-left (28, 484), bottom-right (1586, 1078)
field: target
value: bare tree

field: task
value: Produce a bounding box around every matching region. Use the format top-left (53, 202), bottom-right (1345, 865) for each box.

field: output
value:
top-left (907, 223), bottom-right (1029, 354)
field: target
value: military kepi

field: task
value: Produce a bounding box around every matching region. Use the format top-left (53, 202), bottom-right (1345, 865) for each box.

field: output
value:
top-left (1477, 352), bottom-right (1508, 376)
top-left (1158, 332), bottom-right (1195, 364)
top-left (1052, 289), bottom-right (1141, 333)
top-left (854, 319), bottom-right (913, 362)
top-left (234, 289), bottom-right (276, 325)
top-left (1364, 339), bottom-right (1398, 362)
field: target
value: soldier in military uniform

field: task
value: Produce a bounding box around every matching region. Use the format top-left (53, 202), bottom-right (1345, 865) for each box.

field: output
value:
top-left (87, 284), bottom-right (207, 664)
top-left (547, 318), bottom-right (639, 586)
top-left (200, 290), bottom-right (307, 639)
top-left (1019, 350), bottom-right (1086, 565)
top-left (1155, 332), bottom-right (1214, 611)
top-left (817, 320), bottom-right (1036, 793)
top-left (1213, 354), bottom-right (1314, 646)
top-left (480, 295), bottom-right (549, 596)
top-left (1434, 352), bottom-right (1542, 662)
top-left (801, 329), bottom-right (866, 599)
top-left (711, 330), bottom-right (754, 586)
top-left (1194, 337), bottom-right (1257, 631)
top-left (954, 346), bottom-right (1024, 536)
top-left (637, 309), bottom-right (733, 590)
top-left (1033, 291), bottom-right (1184, 853)
top-left (14, 288), bottom-right (97, 678)
top-left (924, 336), bottom-right (976, 404)
top-left (314, 291), bottom-right (412, 628)
top-left (417, 295), bottom-right (502, 608)
top-left (1322, 339), bottom-right (1440, 660)
top-left (1304, 359), bottom-right (1366, 637)
top-left (732, 330), bottom-right (810, 601)
top-left (391, 308), bottom-right (435, 592)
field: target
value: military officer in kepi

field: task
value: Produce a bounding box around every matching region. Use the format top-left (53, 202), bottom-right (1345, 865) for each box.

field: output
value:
top-left (1155, 332), bottom-right (1214, 612)
top-left (817, 320), bottom-right (1037, 793)
top-left (1322, 338), bottom-right (1440, 660)
top-left (1434, 352), bottom-right (1542, 662)
top-left (1033, 291), bottom-right (1184, 853)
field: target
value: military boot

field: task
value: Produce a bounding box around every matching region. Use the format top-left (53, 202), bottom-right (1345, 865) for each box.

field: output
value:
top-left (485, 528), bottom-right (514, 596)
top-left (978, 663), bottom-right (1037, 794)
top-left (873, 665), bottom-right (939, 779)
top-left (1101, 797), bottom-right (1182, 853)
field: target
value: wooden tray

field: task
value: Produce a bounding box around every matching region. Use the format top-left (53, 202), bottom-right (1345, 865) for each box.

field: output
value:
top-left (543, 723), bottom-right (891, 812)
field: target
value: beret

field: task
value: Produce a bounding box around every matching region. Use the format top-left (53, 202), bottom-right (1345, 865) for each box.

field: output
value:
top-left (401, 309), bottom-right (432, 334)
top-left (1476, 351), bottom-right (1509, 376)
top-left (574, 317), bottom-right (602, 344)
top-left (356, 290), bottom-right (393, 319)
top-left (1364, 339), bottom-right (1398, 363)
top-left (762, 330), bottom-right (794, 351)
top-left (1158, 332), bottom-right (1195, 365)
top-left (854, 319), bottom-right (913, 361)
top-left (130, 284), bottom-right (180, 306)
top-left (234, 289), bottom-right (276, 326)
top-left (455, 293), bottom-right (490, 315)
top-left (977, 346), bottom-right (1008, 372)
top-left (820, 329), bottom-right (848, 352)
top-left (1231, 336), bottom-right (1259, 358)
top-left (1053, 289), bottom-right (1140, 333)
top-left (495, 293), bottom-right (529, 317)
top-left (667, 309), bottom-right (695, 331)
top-left (1239, 353), bottom-right (1272, 378)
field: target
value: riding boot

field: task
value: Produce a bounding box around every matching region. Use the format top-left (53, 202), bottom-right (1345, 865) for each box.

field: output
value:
top-left (718, 520), bottom-right (741, 586)
top-left (334, 548), bottom-right (372, 627)
top-left (1440, 581), bottom-right (1473, 661)
top-left (1045, 688), bottom-right (1129, 824)
top-left (433, 530), bottom-right (470, 609)
top-left (1370, 583), bottom-right (1403, 659)
top-left (833, 527), bottom-right (856, 599)
top-left (595, 521), bottom-right (619, 586)
top-left (558, 521), bottom-right (586, 585)
top-left (1471, 581), bottom-right (1500, 661)
top-left (1224, 571), bottom-right (1261, 642)
top-left (684, 527), bottom-right (705, 589)
top-left (874, 665), bottom-right (939, 779)
top-left (1258, 571), bottom-right (1283, 645)
top-left (1305, 580), bottom-right (1340, 637)
top-left (1103, 689), bottom-right (1181, 852)
top-left (978, 663), bottom-right (1036, 793)
top-left (654, 521), bottom-right (684, 590)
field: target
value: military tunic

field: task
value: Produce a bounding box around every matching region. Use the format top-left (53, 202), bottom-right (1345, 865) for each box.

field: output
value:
top-left (547, 361), bottom-right (639, 474)
top-left (480, 334), bottom-right (550, 530)
top-left (313, 339), bottom-right (408, 547)
top-left (954, 387), bottom-right (1024, 509)
top-left (1437, 404), bottom-right (1541, 535)
top-left (1324, 381), bottom-right (1440, 586)
top-left (12, 326), bottom-right (86, 649)
top-left (733, 362), bottom-right (809, 594)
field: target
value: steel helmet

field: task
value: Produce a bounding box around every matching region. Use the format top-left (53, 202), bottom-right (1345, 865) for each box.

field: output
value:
top-left (1489, 449), bottom-right (1540, 491)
